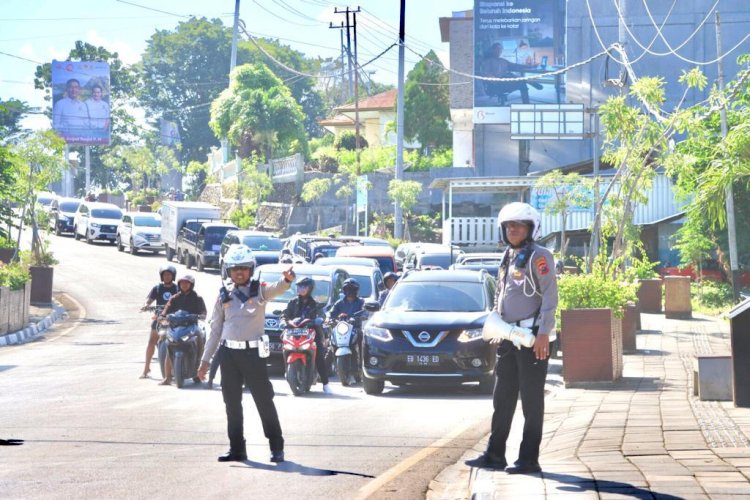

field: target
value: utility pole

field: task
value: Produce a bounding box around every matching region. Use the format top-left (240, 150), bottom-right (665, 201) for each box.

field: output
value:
top-left (330, 8), bottom-right (355, 98)
top-left (230, 0), bottom-right (242, 211)
top-left (394, 0), bottom-right (406, 239)
top-left (587, 107), bottom-right (601, 270)
top-left (715, 11), bottom-right (741, 302)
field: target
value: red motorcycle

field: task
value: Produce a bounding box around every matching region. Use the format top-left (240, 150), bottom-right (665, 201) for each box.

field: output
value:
top-left (281, 316), bottom-right (323, 396)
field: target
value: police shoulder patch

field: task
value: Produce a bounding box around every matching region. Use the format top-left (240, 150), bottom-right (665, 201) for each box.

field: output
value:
top-left (535, 257), bottom-right (550, 275)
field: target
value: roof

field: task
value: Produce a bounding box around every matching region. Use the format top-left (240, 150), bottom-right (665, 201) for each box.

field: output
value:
top-left (336, 89), bottom-right (397, 112)
top-left (401, 269), bottom-right (486, 282)
top-left (318, 115), bottom-right (356, 127)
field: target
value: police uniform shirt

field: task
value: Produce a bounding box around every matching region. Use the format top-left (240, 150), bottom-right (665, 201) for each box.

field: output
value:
top-left (148, 283), bottom-right (178, 306)
top-left (202, 278), bottom-right (291, 363)
top-left (496, 243), bottom-right (558, 341)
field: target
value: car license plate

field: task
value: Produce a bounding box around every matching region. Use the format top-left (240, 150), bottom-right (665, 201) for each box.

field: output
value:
top-left (406, 354), bottom-right (440, 366)
top-left (270, 342), bottom-right (282, 352)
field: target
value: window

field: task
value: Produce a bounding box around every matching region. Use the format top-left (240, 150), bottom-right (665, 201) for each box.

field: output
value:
top-left (133, 216), bottom-right (161, 227)
top-left (256, 271), bottom-right (332, 305)
top-left (386, 281), bottom-right (486, 312)
top-left (241, 235), bottom-right (282, 251)
top-left (60, 201), bottom-right (80, 212)
top-left (91, 208), bottom-right (122, 219)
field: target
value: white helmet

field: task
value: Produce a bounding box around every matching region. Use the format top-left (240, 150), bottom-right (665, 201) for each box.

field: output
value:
top-left (497, 202), bottom-right (541, 245)
top-left (223, 244), bottom-right (257, 271)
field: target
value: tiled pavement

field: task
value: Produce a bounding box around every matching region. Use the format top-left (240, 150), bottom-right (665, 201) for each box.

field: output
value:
top-left (429, 313), bottom-right (750, 499)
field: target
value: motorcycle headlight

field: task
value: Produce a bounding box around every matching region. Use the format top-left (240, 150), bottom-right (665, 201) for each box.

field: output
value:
top-left (364, 325), bottom-right (392, 342)
top-left (335, 322), bottom-right (350, 335)
top-left (457, 328), bottom-right (484, 343)
top-left (180, 335), bottom-right (190, 341)
top-left (90, 222), bottom-right (101, 228)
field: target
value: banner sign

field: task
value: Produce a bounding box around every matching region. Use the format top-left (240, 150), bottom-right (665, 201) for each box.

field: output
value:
top-left (356, 175), bottom-right (368, 213)
top-left (473, 0), bottom-right (567, 124)
top-left (160, 118), bottom-right (181, 147)
top-left (51, 60), bottom-right (111, 145)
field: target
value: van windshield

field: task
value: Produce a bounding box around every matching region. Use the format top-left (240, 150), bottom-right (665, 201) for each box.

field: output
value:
top-left (91, 209), bottom-right (122, 219)
top-left (60, 202), bottom-right (80, 212)
top-left (134, 216), bottom-right (161, 227)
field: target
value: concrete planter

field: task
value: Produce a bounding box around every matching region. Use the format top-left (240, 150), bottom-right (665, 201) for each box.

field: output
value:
top-left (561, 308), bottom-right (623, 385)
top-left (637, 278), bottom-right (662, 313)
top-left (664, 275), bottom-right (692, 319)
top-left (622, 302), bottom-right (638, 353)
top-left (0, 283), bottom-right (29, 334)
top-left (29, 266), bottom-right (54, 305)
top-left (137, 204), bottom-right (152, 213)
top-left (0, 248), bottom-right (16, 264)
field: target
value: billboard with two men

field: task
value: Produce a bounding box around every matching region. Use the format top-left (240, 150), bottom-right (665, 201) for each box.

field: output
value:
top-left (473, 0), bottom-right (567, 124)
top-left (51, 60), bottom-right (111, 145)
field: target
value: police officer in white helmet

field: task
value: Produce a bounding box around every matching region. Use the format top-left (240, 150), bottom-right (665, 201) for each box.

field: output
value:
top-left (465, 202), bottom-right (558, 474)
top-left (198, 244), bottom-right (295, 463)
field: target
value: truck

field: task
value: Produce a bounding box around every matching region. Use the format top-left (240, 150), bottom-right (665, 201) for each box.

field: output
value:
top-left (177, 221), bottom-right (237, 272)
top-left (160, 201), bottom-right (221, 261)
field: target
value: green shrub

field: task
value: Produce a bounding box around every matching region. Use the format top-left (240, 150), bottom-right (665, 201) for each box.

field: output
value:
top-left (229, 206), bottom-right (256, 229)
top-left (692, 281), bottom-right (733, 315)
top-left (0, 262), bottom-right (30, 290)
top-left (0, 234), bottom-right (15, 250)
top-left (309, 134), bottom-right (334, 155)
top-left (558, 273), bottom-right (637, 319)
top-left (309, 146), bottom-right (338, 173)
top-left (334, 131), bottom-right (368, 151)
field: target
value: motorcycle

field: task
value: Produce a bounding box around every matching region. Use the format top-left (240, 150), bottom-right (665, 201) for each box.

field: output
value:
top-left (157, 309), bottom-right (205, 388)
top-left (329, 310), bottom-right (367, 387)
top-left (280, 315), bottom-right (324, 396)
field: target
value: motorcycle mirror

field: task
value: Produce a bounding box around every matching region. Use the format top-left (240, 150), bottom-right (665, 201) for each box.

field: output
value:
top-left (364, 301), bottom-right (380, 312)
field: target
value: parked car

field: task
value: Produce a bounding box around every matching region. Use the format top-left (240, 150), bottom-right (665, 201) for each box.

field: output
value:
top-left (179, 221), bottom-right (238, 272)
top-left (361, 269), bottom-right (496, 395)
top-left (314, 257), bottom-right (379, 268)
top-left (337, 265), bottom-right (385, 303)
top-left (160, 201), bottom-right (221, 261)
top-left (336, 236), bottom-right (391, 247)
top-left (73, 201), bottom-right (123, 244)
top-left (450, 252), bottom-right (504, 276)
top-left (403, 244), bottom-right (464, 271)
top-left (335, 244), bottom-right (397, 274)
top-left (116, 212), bottom-right (162, 255)
top-left (220, 230), bottom-right (282, 278)
top-left (48, 197), bottom-right (81, 235)
top-left (255, 263), bottom-right (349, 371)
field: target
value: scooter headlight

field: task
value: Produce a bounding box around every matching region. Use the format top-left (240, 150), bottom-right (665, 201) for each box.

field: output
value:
top-left (335, 322), bottom-right (350, 335)
top-left (458, 328), bottom-right (484, 343)
top-left (181, 335), bottom-right (190, 341)
top-left (364, 325), bottom-right (392, 342)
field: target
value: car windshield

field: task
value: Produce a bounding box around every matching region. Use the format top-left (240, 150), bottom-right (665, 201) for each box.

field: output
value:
top-left (256, 271), bottom-right (332, 305)
top-left (373, 256), bottom-right (395, 273)
top-left (133, 216), bottom-right (161, 227)
top-left (310, 246), bottom-right (340, 258)
top-left (385, 281), bottom-right (486, 312)
top-left (242, 235), bottom-right (283, 251)
top-left (60, 202), bottom-right (80, 212)
top-left (205, 227), bottom-right (233, 246)
top-left (37, 197), bottom-right (54, 206)
top-left (91, 209), bottom-right (122, 219)
top-left (418, 254), bottom-right (457, 269)
top-left (349, 275), bottom-right (373, 298)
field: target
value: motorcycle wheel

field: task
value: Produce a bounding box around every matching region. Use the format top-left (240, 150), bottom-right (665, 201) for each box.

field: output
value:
top-left (174, 351), bottom-right (184, 388)
top-left (286, 360), bottom-right (305, 396)
top-left (158, 341), bottom-right (168, 379)
top-left (337, 357), bottom-right (350, 387)
top-left (363, 376), bottom-right (384, 395)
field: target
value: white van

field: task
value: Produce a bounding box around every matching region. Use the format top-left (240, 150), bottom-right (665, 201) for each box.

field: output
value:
top-left (116, 212), bottom-right (162, 255)
top-left (74, 201), bottom-right (123, 244)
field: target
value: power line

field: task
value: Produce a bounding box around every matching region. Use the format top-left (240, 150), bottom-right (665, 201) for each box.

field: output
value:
top-left (115, 0), bottom-right (191, 18)
top-left (251, 0), bottom-right (321, 27)
top-left (0, 50), bottom-right (43, 65)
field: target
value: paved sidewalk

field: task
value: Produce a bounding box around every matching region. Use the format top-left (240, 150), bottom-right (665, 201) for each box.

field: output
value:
top-left (0, 294), bottom-right (67, 346)
top-left (429, 313), bottom-right (750, 499)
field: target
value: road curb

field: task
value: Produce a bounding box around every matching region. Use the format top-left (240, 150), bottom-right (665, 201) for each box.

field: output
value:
top-left (0, 299), bottom-right (68, 346)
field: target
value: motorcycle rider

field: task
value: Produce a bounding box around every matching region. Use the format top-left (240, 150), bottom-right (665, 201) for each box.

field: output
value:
top-left (329, 278), bottom-right (366, 385)
top-left (197, 244), bottom-right (294, 463)
top-left (159, 273), bottom-right (207, 386)
top-left (378, 272), bottom-right (399, 306)
top-left (465, 202), bottom-right (558, 474)
top-left (282, 277), bottom-right (332, 394)
top-left (140, 265), bottom-right (178, 379)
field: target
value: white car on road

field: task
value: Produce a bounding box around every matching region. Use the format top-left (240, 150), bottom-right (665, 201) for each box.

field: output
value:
top-left (73, 201), bottom-right (122, 244)
top-left (116, 212), bottom-right (162, 255)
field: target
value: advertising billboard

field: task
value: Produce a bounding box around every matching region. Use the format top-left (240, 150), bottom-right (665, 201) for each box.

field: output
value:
top-left (51, 60), bottom-right (111, 145)
top-left (160, 118), bottom-right (181, 147)
top-left (473, 0), bottom-right (566, 124)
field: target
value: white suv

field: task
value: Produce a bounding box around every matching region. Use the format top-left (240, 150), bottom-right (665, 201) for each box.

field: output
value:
top-left (74, 202), bottom-right (123, 244)
top-left (117, 212), bottom-right (162, 255)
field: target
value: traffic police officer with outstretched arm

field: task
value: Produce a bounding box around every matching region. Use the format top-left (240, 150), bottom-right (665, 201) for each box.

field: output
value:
top-left (466, 202), bottom-right (558, 474)
top-left (198, 244), bottom-right (295, 463)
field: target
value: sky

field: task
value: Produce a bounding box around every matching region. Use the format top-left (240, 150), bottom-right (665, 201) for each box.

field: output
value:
top-left (0, 0), bottom-right (473, 131)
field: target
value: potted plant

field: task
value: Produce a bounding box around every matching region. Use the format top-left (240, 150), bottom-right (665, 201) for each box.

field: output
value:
top-left (0, 234), bottom-right (16, 264)
top-left (558, 267), bottom-right (637, 384)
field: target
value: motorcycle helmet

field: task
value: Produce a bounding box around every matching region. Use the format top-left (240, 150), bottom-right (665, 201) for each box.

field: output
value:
top-left (178, 273), bottom-right (195, 291)
top-left (296, 276), bottom-right (315, 293)
top-left (383, 272), bottom-right (398, 285)
top-left (497, 202), bottom-right (541, 246)
top-left (223, 244), bottom-right (257, 272)
top-left (159, 264), bottom-right (176, 282)
top-left (342, 278), bottom-right (360, 296)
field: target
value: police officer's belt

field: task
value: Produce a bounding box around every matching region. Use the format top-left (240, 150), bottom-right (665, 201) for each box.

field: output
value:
top-left (222, 339), bottom-right (259, 349)
top-left (515, 318), bottom-right (535, 328)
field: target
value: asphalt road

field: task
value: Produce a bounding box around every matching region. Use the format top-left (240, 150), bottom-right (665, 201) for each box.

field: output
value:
top-left (0, 233), bottom-right (493, 499)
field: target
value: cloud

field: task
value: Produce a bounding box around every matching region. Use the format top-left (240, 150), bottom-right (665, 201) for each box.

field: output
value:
top-left (18, 43), bottom-right (36, 59)
top-left (85, 30), bottom-right (140, 65)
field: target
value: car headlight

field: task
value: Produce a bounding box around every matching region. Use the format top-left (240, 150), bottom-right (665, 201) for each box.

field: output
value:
top-left (364, 325), bottom-right (392, 342)
top-left (90, 223), bottom-right (101, 228)
top-left (457, 328), bottom-right (484, 342)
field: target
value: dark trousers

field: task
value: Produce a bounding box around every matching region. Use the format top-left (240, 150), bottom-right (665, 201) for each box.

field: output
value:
top-left (314, 332), bottom-right (329, 385)
top-left (486, 340), bottom-right (549, 466)
top-left (220, 346), bottom-right (284, 453)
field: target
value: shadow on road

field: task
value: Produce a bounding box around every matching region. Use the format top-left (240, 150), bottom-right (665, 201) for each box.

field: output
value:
top-left (233, 459), bottom-right (375, 478)
top-left (0, 365), bottom-right (17, 373)
top-left (543, 472), bottom-right (683, 499)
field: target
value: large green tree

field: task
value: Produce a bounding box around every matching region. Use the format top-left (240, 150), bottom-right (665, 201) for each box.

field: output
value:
top-left (0, 98), bottom-right (29, 140)
top-left (34, 41), bottom-right (139, 191)
top-left (404, 50), bottom-right (451, 150)
top-left (209, 63), bottom-right (306, 162)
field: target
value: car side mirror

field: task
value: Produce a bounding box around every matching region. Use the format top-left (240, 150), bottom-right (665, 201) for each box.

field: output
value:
top-left (364, 301), bottom-right (380, 312)
top-left (272, 309), bottom-right (282, 315)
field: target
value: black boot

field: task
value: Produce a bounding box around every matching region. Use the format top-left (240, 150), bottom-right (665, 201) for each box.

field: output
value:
top-left (218, 440), bottom-right (247, 462)
top-left (270, 450), bottom-right (285, 463)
